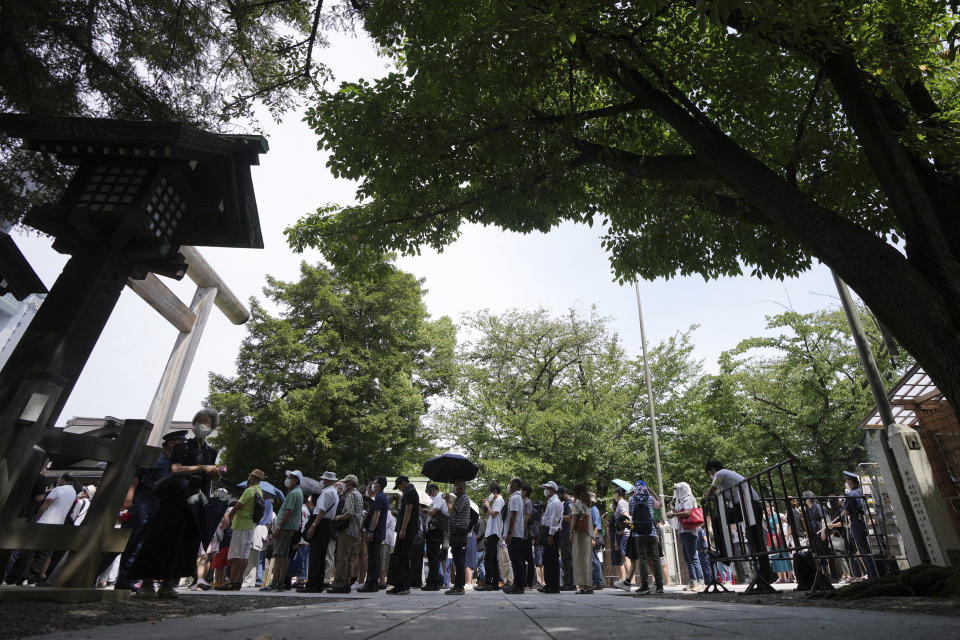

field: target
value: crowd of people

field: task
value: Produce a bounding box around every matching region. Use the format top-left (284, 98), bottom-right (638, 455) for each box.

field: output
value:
top-left (2, 410), bottom-right (883, 594)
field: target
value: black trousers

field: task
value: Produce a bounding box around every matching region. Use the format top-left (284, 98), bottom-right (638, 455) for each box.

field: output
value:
top-left (543, 539), bottom-right (560, 589)
top-left (524, 538), bottom-right (535, 587)
top-left (306, 519), bottom-right (332, 590)
top-left (484, 534), bottom-right (500, 586)
top-left (393, 536), bottom-right (415, 589)
top-left (451, 540), bottom-right (466, 589)
top-left (363, 537), bottom-right (382, 589)
top-left (5, 549), bottom-right (52, 584)
top-left (559, 529), bottom-right (573, 587)
top-left (508, 537), bottom-right (526, 589)
top-left (425, 530), bottom-right (444, 587)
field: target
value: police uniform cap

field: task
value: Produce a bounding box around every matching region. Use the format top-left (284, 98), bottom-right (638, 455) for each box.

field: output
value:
top-left (162, 430), bottom-right (189, 442)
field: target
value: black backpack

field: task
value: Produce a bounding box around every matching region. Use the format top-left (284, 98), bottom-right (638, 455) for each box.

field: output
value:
top-left (252, 487), bottom-right (265, 524)
top-left (631, 495), bottom-right (652, 535)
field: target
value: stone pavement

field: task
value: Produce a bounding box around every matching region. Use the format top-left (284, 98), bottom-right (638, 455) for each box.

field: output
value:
top-left (30, 586), bottom-right (960, 640)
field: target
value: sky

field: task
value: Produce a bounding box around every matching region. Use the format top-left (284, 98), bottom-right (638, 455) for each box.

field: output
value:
top-left (11, 31), bottom-right (846, 426)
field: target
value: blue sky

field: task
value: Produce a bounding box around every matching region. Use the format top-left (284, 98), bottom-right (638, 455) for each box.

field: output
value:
top-left (11, 31), bottom-right (846, 425)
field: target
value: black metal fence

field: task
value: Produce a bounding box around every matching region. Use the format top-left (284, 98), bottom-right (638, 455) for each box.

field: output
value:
top-left (701, 460), bottom-right (897, 594)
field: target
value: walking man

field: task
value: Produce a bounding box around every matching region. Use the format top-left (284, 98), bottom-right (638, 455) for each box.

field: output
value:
top-left (538, 481), bottom-right (562, 593)
top-left (299, 470), bottom-right (338, 593)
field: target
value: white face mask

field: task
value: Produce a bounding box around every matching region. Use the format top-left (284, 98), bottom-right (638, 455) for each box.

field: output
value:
top-left (192, 423), bottom-right (212, 439)
top-left (544, 490), bottom-right (553, 498)
top-left (284, 478), bottom-right (294, 488)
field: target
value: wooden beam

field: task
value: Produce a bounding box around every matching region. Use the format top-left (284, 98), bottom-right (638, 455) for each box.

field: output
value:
top-left (145, 286), bottom-right (217, 445)
top-left (0, 520), bottom-right (130, 553)
top-left (180, 246), bottom-right (248, 324)
top-left (126, 273), bottom-right (196, 332)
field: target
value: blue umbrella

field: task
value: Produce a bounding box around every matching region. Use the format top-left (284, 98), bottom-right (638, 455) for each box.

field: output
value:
top-left (612, 478), bottom-right (633, 492)
top-left (422, 453), bottom-right (478, 482)
top-left (238, 479), bottom-right (284, 500)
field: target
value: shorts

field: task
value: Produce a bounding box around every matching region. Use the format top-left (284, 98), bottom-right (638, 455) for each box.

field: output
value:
top-left (228, 528), bottom-right (255, 560)
top-left (211, 547), bottom-right (230, 569)
top-left (273, 528), bottom-right (296, 557)
top-left (533, 545), bottom-right (543, 567)
top-left (610, 531), bottom-right (627, 566)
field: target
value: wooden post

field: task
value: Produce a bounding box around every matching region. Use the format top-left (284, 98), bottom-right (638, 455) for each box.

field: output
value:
top-left (145, 286), bottom-right (217, 446)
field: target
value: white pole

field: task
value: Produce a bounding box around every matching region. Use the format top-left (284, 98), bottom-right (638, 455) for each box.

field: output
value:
top-left (634, 281), bottom-right (678, 583)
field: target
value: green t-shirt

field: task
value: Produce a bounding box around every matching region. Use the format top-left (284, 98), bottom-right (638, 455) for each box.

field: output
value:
top-left (277, 486), bottom-right (304, 531)
top-left (232, 485), bottom-right (262, 531)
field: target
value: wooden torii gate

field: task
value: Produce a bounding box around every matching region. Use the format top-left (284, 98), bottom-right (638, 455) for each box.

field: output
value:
top-left (128, 245), bottom-right (248, 446)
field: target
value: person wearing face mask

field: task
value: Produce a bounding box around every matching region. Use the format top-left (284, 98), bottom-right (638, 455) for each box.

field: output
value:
top-left (538, 481), bottom-right (563, 593)
top-left (129, 409), bottom-right (222, 599)
top-left (113, 430), bottom-right (187, 591)
top-left (261, 470), bottom-right (304, 591)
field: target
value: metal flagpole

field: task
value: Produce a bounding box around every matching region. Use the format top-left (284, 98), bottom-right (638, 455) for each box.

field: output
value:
top-left (635, 281), bottom-right (678, 583)
top-left (635, 281), bottom-right (664, 499)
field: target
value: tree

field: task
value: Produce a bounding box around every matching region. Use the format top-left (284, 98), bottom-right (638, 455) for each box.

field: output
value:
top-left (440, 307), bottom-right (702, 497)
top-left (288, 1), bottom-right (960, 418)
top-left (670, 307), bottom-right (912, 496)
top-left (0, 0), bottom-right (368, 225)
top-left (207, 259), bottom-right (456, 484)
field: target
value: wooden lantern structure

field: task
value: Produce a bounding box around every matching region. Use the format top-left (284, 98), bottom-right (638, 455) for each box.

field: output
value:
top-left (0, 115), bottom-right (267, 590)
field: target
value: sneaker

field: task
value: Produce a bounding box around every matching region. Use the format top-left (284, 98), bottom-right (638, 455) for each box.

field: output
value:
top-left (197, 579), bottom-right (212, 591)
top-left (683, 581), bottom-right (695, 591)
top-left (655, 586), bottom-right (664, 594)
top-left (560, 585), bottom-right (576, 591)
top-left (386, 587), bottom-right (410, 595)
top-left (614, 580), bottom-right (631, 592)
top-left (420, 585), bottom-right (440, 591)
top-left (133, 586), bottom-right (157, 599)
top-left (356, 585), bottom-right (379, 593)
top-left (634, 586), bottom-right (651, 596)
top-left (445, 588), bottom-right (465, 595)
top-left (327, 586), bottom-right (351, 594)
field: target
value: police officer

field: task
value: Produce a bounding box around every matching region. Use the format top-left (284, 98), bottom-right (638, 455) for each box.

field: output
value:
top-left (841, 471), bottom-right (880, 580)
top-left (114, 429), bottom-right (187, 591)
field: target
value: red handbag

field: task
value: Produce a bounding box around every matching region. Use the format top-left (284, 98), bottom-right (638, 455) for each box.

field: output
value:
top-left (680, 507), bottom-right (704, 530)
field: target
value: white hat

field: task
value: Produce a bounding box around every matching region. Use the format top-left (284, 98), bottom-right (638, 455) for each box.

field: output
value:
top-left (84, 485), bottom-right (97, 497)
top-left (541, 481), bottom-right (558, 492)
top-left (286, 470), bottom-right (303, 483)
top-left (320, 470), bottom-right (337, 482)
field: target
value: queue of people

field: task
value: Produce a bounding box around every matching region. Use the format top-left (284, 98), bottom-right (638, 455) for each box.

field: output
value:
top-left (2, 414), bottom-right (883, 594)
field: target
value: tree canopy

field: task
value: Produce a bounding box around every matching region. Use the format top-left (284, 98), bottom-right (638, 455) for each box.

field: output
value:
top-left (207, 259), bottom-right (455, 484)
top-left (0, 0), bottom-right (367, 225)
top-left (288, 0), bottom-right (960, 417)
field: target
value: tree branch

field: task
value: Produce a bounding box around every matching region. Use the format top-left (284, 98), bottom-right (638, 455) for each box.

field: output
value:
top-left (573, 138), bottom-right (717, 182)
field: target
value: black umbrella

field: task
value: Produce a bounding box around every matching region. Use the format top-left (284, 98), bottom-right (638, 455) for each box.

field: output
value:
top-left (421, 453), bottom-right (478, 483)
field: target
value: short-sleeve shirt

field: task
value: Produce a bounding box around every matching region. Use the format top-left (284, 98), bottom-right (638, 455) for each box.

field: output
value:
top-left (315, 484), bottom-right (339, 520)
top-left (276, 486), bottom-right (304, 531)
top-left (397, 484), bottom-right (420, 536)
top-left (485, 494), bottom-right (504, 538)
top-left (844, 488), bottom-right (865, 519)
top-left (504, 491), bottom-right (524, 538)
top-left (232, 485), bottom-right (262, 531)
top-left (429, 493), bottom-right (449, 528)
top-left (590, 505), bottom-right (601, 534)
top-left (561, 499), bottom-right (571, 533)
top-left (711, 469), bottom-right (758, 503)
top-left (37, 484), bottom-right (77, 525)
top-left (523, 498), bottom-right (534, 539)
top-left (364, 491), bottom-right (390, 541)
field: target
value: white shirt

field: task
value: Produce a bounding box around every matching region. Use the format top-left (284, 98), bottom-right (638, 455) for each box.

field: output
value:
top-left (615, 498), bottom-right (629, 519)
top-left (384, 511), bottom-right (397, 548)
top-left (484, 494), bottom-right (504, 538)
top-left (503, 491), bottom-right (524, 538)
top-left (70, 497), bottom-right (91, 525)
top-left (37, 484), bottom-right (76, 525)
top-left (542, 494), bottom-right (563, 535)
top-left (314, 484), bottom-right (339, 520)
top-left (428, 493), bottom-right (448, 526)
top-left (711, 469), bottom-right (758, 503)
top-left (252, 524), bottom-right (269, 551)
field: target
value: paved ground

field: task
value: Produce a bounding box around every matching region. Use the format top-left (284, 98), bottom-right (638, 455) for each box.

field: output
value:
top-left (24, 585), bottom-right (960, 640)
